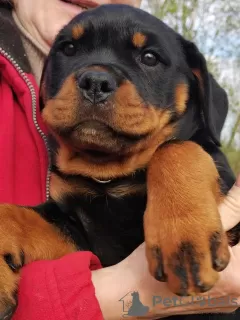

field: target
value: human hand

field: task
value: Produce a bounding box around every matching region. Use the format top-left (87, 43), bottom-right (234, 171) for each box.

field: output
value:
top-left (13, 0), bottom-right (141, 55)
top-left (93, 175), bottom-right (240, 319)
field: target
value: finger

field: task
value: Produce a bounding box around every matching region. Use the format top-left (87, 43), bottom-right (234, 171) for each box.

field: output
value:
top-left (219, 175), bottom-right (240, 231)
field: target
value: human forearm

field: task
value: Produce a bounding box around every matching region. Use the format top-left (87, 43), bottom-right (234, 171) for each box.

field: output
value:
top-left (92, 241), bottom-right (240, 320)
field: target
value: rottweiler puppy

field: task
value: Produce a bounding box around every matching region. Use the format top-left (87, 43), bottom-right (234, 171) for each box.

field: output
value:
top-left (0, 4), bottom-right (238, 320)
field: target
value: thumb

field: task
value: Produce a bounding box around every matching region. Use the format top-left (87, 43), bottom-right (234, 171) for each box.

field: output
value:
top-left (219, 175), bottom-right (240, 231)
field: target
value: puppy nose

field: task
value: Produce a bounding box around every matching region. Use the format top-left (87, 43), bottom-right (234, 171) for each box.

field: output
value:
top-left (78, 71), bottom-right (117, 104)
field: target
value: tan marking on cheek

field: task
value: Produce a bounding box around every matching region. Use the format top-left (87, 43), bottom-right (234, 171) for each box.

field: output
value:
top-left (112, 80), bottom-right (174, 155)
top-left (132, 32), bottom-right (146, 48)
top-left (41, 75), bottom-right (79, 129)
top-left (72, 24), bottom-right (84, 39)
top-left (113, 81), bottom-right (160, 135)
top-left (123, 109), bottom-right (174, 166)
top-left (175, 83), bottom-right (189, 114)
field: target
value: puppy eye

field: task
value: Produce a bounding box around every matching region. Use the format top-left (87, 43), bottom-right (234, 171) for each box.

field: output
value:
top-left (140, 51), bottom-right (159, 67)
top-left (62, 42), bottom-right (76, 56)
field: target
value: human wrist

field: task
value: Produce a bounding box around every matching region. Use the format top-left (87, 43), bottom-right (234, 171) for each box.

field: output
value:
top-left (91, 253), bottom-right (169, 320)
top-left (95, 261), bottom-right (236, 319)
top-left (91, 263), bottom-right (132, 320)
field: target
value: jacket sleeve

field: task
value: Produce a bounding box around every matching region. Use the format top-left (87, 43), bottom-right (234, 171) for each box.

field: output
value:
top-left (13, 252), bottom-right (104, 320)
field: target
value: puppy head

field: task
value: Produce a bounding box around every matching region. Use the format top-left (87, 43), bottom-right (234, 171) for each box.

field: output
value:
top-left (40, 4), bottom-right (228, 180)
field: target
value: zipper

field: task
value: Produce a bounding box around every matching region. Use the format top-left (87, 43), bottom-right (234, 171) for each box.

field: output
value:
top-left (0, 47), bottom-right (51, 201)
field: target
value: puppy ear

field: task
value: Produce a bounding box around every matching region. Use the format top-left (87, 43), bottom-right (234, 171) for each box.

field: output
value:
top-left (180, 38), bottom-right (228, 146)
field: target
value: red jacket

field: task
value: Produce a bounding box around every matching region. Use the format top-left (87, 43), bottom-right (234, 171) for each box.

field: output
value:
top-left (0, 6), bottom-right (103, 319)
top-left (13, 252), bottom-right (103, 320)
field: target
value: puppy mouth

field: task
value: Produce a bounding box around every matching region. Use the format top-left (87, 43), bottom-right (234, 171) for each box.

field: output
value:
top-left (70, 123), bottom-right (123, 163)
top-left (76, 145), bottom-right (121, 163)
top-left (60, 120), bottom-right (146, 163)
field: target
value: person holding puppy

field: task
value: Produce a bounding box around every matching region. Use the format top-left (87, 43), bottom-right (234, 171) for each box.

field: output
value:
top-left (0, 1), bottom-right (239, 319)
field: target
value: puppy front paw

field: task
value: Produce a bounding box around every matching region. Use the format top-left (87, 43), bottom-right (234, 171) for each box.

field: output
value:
top-left (145, 220), bottom-right (230, 296)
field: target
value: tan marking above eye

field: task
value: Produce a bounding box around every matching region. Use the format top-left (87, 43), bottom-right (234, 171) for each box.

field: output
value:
top-left (132, 32), bottom-right (147, 48)
top-left (72, 24), bottom-right (84, 40)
